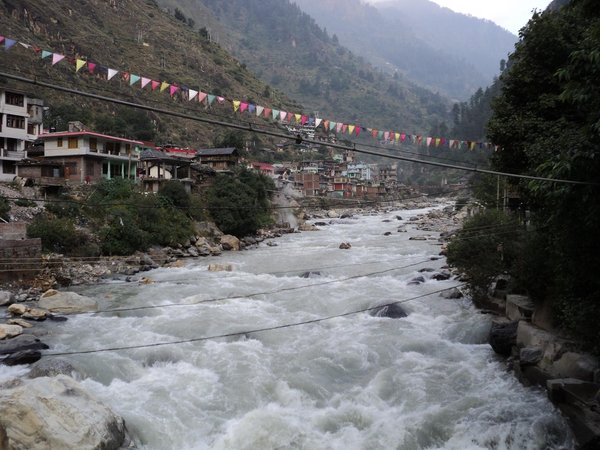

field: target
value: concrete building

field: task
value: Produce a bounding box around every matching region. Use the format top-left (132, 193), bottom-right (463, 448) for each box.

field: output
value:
top-left (0, 89), bottom-right (44, 181)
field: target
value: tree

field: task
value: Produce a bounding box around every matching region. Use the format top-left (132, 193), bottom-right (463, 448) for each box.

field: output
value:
top-left (207, 169), bottom-right (274, 237)
top-left (486, 0), bottom-right (600, 351)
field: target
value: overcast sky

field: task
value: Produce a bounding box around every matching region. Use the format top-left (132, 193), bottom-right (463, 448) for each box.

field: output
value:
top-left (366, 0), bottom-right (551, 35)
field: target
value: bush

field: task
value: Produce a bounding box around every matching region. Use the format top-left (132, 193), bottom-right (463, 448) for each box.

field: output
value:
top-left (27, 215), bottom-right (85, 254)
top-left (207, 169), bottom-right (274, 237)
top-left (158, 180), bottom-right (191, 210)
top-left (446, 209), bottom-right (523, 301)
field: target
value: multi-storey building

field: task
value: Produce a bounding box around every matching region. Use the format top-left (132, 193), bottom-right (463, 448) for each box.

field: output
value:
top-left (0, 89), bottom-right (44, 181)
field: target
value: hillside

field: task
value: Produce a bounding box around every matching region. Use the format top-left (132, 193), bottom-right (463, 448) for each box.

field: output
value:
top-left (156, 0), bottom-right (450, 133)
top-left (0, 0), bottom-right (299, 146)
top-left (294, 0), bottom-right (517, 100)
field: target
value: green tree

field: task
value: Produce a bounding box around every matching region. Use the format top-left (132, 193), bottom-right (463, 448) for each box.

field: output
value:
top-left (486, 0), bottom-right (600, 351)
top-left (207, 169), bottom-right (274, 237)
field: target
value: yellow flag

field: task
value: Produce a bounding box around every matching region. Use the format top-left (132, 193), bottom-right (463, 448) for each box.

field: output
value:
top-left (395, 132), bottom-right (400, 142)
top-left (160, 81), bottom-right (170, 93)
top-left (75, 59), bottom-right (86, 73)
top-left (233, 100), bottom-right (241, 112)
top-left (295, 113), bottom-right (301, 123)
top-left (435, 138), bottom-right (441, 147)
top-left (349, 125), bottom-right (355, 135)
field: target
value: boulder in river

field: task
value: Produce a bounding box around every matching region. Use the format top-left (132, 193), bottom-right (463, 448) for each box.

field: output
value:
top-left (0, 334), bottom-right (49, 357)
top-left (38, 290), bottom-right (98, 315)
top-left (220, 234), bottom-right (241, 251)
top-left (28, 358), bottom-right (79, 379)
top-left (0, 290), bottom-right (12, 306)
top-left (370, 303), bottom-right (408, 319)
top-left (0, 324), bottom-right (23, 340)
top-left (489, 319), bottom-right (519, 356)
top-left (339, 242), bottom-right (352, 250)
top-left (0, 375), bottom-right (126, 449)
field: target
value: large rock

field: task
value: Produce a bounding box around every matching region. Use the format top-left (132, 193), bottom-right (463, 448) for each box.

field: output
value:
top-left (28, 358), bottom-right (78, 379)
top-left (0, 324), bottom-right (23, 340)
top-left (194, 221), bottom-right (223, 238)
top-left (0, 290), bottom-right (12, 307)
top-left (505, 294), bottom-right (535, 321)
top-left (0, 375), bottom-right (126, 450)
top-left (550, 352), bottom-right (599, 382)
top-left (370, 303), bottom-right (408, 319)
top-left (7, 304), bottom-right (27, 316)
top-left (2, 350), bottom-right (42, 366)
top-left (38, 290), bottom-right (98, 314)
top-left (220, 235), bottom-right (241, 251)
top-left (489, 319), bottom-right (519, 356)
top-left (208, 264), bottom-right (233, 272)
top-left (0, 335), bottom-right (49, 356)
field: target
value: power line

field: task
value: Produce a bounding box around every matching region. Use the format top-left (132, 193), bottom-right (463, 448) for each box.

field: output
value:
top-left (2, 71), bottom-right (596, 186)
top-left (41, 284), bottom-right (466, 357)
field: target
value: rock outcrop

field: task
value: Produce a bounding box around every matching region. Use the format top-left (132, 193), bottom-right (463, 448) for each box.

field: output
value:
top-left (0, 375), bottom-right (126, 450)
top-left (38, 290), bottom-right (98, 314)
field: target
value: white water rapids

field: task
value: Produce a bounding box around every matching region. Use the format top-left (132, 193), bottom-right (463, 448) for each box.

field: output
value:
top-left (33, 206), bottom-right (573, 449)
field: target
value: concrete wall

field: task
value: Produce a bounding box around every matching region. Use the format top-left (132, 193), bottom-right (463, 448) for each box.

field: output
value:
top-left (0, 238), bottom-right (42, 282)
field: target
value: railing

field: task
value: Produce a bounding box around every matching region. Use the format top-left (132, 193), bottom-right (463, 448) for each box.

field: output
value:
top-left (0, 149), bottom-right (26, 158)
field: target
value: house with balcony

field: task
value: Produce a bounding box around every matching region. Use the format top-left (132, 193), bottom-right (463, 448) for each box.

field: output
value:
top-left (0, 89), bottom-right (44, 181)
top-left (195, 147), bottom-right (239, 172)
top-left (139, 148), bottom-right (193, 193)
top-left (20, 127), bottom-right (143, 185)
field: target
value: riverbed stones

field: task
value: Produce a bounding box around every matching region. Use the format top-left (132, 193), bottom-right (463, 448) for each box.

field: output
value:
top-left (0, 375), bottom-right (126, 450)
top-left (339, 242), bottom-right (352, 249)
top-left (28, 358), bottom-right (78, 378)
top-left (38, 290), bottom-right (98, 314)
top-left (0, 324), bottom-right (23, 340)
top-left (220, 234), bottom-right (240, 251)
top-left (370, 303), bottom-right (408, 319)
top-left (208, 264), bottom-right (233, 272)
top-left (298, 223), bottom-right (318, 231)
top-left (550, 352), bottom-right (599, 381)
top-left (0, 334), bottom-right (48, 360)
top-left (7, 304), bottom-right (27, 316)
top-left (489, 319), bottom-right (519, 356)
top-left (506, 294), bottom-right (535, 321)
top-left (0, 290), bottom-right (12, 306)
top-left (21, 308), bottom-right (47, 321)
top-left (7, 319), bottom-right (32, 329)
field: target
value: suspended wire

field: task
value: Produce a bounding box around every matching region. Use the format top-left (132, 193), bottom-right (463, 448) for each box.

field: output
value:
top-left (41, 284), bottom-right (466, 357)
top-left (62, 259), bottom-right (437, 316)
top-left (1, 71), bottom-right (596, 186)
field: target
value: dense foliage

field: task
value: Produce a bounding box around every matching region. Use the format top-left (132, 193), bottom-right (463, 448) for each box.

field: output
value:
top-left (463, 0), bottom-right (600, 351)
top-left (207, 169), bottom-right (275, 237)
top-left (0, 195), bottom-right (10, 221)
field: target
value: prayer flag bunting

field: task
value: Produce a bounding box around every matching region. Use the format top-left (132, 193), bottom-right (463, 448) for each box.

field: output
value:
top-left (41, 50), bottom-right (52, 59)
top-left (217, 96), bottom-right (225, 104)
top-left (198, 92), bottom-right (207, 103)
top-left (355, 126), bottom-right (361, 137)
top-left (107, 68), bottom-right (118, 80)
top-left (279, 111), bottom-right (287, 121)
top-left (330, 122), bottom-right (337, 132)
top-left (52, 53), bottom-right (65, 65)
top-left (263, 108), bottom-right (272, 118)
top-left (315, 118), bottom-right (322, 128)
top-left (240, 102), bottom-right (248, 113)
top-left (121, 72), bottom-right (130, 82)
top-left (76, 59), bottom-right (86, 72)
top-left (256, 106), bottom-right (264, 117)
top-left (141, 77), bottom-right (151, 89)
top-left (435, 138), bottom-right (441, 147)
top-left (248, 104), bottom-right (256, 114)
top-left (301, 115), bottom-right (308, 126)
top-left (169, 85), bottom-right (178, 96)
top-left (295, 113), bottom-right (301, 123)
top-left (0, 36), bottom-right (4, 45)
top-left (4, 38), bottom-right (16, 50)
top-left (426, 137), bottom-right (433, 146)
top-left (233, 100), bottom-right (241, 112)
top-left (348, 125), bottom-right (355, 135)
top-left (188, 89), bottom-right (198, 101)
top-left (372, 129), bottom-right (378, 138)
top-left (130, 74), bottom-right (140, 86)
top-left (151, 80), bottom-right (160, 91)
top-left (272, 109), bottom-right (279, 120)
top-left (384, 131), bottom-right (390, 141)
top-left (160, 82), bottom-right (170, 93)
top-left (207, 94), bottom-right (216, 105)
top-left (88, 62), bottom-right (96, 74)
top-left (341, 124), bottom-right (347, 134)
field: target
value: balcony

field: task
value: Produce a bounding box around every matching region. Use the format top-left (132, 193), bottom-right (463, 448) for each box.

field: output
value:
top-left (0, 149), bottom-right (26, 159)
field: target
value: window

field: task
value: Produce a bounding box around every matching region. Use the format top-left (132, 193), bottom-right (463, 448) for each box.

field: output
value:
top-left (2, 161), bottom-right (16, 174)
top-left (57, 137), bottom-right (63, 147)
top-left (68, 137), bottom-right (78, 149)
top-left (5, 92), bottom-right (24, 107)
top-left (89, 138), bottom-right (97, 151)
top-left (6, 115), bottom-right (25, 129)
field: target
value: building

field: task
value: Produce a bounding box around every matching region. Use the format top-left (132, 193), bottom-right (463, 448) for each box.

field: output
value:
top-left (345, 163), bottom-right (373, 182)
top-left (27, 129), bottom-right (143, 184)
top-left (139, 148), bottom-right (193, 193)
top-left (0, 89), bottom-right (44, 181)
top-left (195, 148), bottom-right (239, 172)
top-left (294, 172), bottom-right (320, 197)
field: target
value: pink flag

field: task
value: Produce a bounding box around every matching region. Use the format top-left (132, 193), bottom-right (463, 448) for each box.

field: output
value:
top-left (342, 124), bottom-right (348, 134)
top-left (355, 127), bottom-right (361, 137)
top-left (198, 92), bottom-right (208, 103)
top-left (301, 115), bottom-right (308, 125)
top-left (169, 85), bottom-right (179, 96)
top-left (151, 80), bottom-right (160, 91)
top-left (240, 102), bottom-right (248, 113)
top-left (217, 96), bottom-right (225, 104)
top-left (336, 123), bottom-right (343, 133)
top-left (52, 53), bottom-right (65, 65)
top-left (88, 62), bottom-right (96, 74)
top-left (426, 137), bottom-right (433, 146)
top-left (279, 111), bottom-right (287, 121)
top-left (141, 77), bottom-right (151, 89)
top-left (263, 108), bottom-right (272, 118)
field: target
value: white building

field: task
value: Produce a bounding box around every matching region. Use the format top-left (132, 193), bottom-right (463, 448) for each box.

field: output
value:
top-left (0, 89), bottom-right (44, 181)
top-left (345, 163), bottom-right (373, 181)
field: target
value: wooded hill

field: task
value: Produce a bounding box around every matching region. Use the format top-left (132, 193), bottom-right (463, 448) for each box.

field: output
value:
top-left (0, 0), bottom-right (300, 146)
top-left (155, 0), bottom-right (451, 133)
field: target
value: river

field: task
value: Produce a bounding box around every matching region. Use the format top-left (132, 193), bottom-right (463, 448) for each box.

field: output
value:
top-left (36, 205), bottom-right (573, 449)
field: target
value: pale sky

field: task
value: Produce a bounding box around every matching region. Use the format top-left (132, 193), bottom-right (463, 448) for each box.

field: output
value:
top-left (368, 0), bottom-right (551, 35)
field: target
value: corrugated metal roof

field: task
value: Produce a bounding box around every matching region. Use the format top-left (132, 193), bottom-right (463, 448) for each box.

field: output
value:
top-left (196, 147), bottom-right (237, 156)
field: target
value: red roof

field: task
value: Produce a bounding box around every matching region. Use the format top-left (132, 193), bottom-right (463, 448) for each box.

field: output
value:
top-left (39, 131), bottom-right (144, 146)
